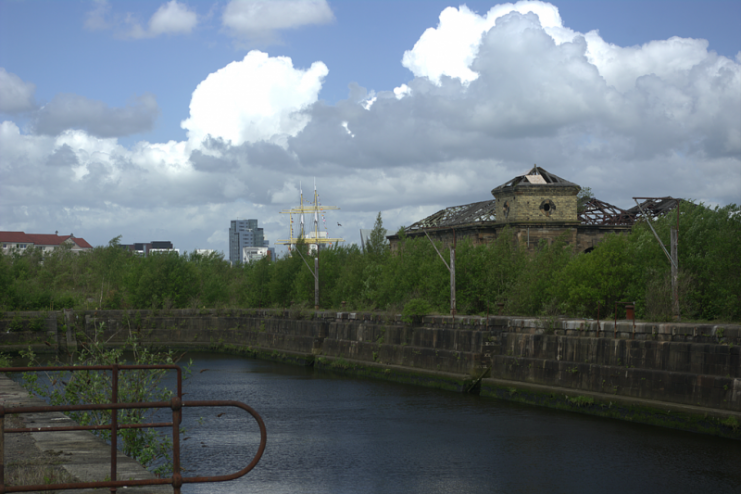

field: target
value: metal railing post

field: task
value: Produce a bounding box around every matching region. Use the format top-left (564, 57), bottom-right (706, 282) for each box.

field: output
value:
top-left (171, 396), bottom-right (183, 494)
top-left (1, 406), bottom-right (5, 487)
top-left (111, 364), bottom-right (118, 493)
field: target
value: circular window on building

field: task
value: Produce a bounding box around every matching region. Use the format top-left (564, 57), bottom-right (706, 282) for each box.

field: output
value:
top-left (539, 199), bottom-right (556, 217)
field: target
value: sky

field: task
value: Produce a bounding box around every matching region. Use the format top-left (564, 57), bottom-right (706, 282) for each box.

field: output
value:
top-left (1, 0), bottom-right (739, 256)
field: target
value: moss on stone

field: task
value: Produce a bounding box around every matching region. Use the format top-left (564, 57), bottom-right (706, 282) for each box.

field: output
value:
top-left (480, 382), bottom-right (741, 440)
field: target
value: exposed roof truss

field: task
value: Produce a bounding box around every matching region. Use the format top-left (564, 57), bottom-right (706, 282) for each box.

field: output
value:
top-left (403, 193), bottom-right (683, 233)
top-left (578, 198), bottom-right (635, 226)
top-left (406, 199), bottom-right (497, 232)
top-left (627, 197), bottom-right (683, 219)
top-left (578, 196), bottom-right (683, 226)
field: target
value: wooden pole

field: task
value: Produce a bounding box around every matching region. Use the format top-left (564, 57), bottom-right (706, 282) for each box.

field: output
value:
top-left (294, 246), bottom-right (319, 310)
top-left (314, 257), bottom-right (319, 310)
top-left (451, 230), bottom-right (456, 316)
top-left (450, 246), bottom-right (456, 316)
top-left (671, 228), bottom-right (679, 321)
top-left (422, 229), bottom-right (456, 316)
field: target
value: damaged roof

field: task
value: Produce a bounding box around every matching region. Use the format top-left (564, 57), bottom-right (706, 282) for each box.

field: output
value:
top-left (491, 165), bottom-right (580, 194)
top-left (400, 167), bottom-right (683, 233)
top-left (405, 199), bottom-right (497, 232)
top-left (578, 196), bottom-right (684, 226)
top-left (626, 197), bottom-right (683, 218)
top-left (578, 198), bottom-right (635, 226)
top-left (404, 167), bottom-right (579, 233)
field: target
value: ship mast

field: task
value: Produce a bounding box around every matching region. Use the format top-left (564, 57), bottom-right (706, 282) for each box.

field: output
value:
top-left (278, 179), bottom-right (343, 252)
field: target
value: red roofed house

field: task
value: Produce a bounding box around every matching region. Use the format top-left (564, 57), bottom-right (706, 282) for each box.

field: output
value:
top-left (0, 231), bottom-right (94, 254)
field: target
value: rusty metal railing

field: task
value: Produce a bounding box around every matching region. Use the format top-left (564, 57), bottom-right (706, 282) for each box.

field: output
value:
top-left (0, 365), bottom-right (267, 494)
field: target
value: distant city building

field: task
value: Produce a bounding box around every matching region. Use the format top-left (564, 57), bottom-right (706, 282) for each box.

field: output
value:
top-left (195, 249), bottom-right (217, 256)
top-left (242, 246), bottom-right (269, 263)
top-left (121, 241), bottom-right (178, 256)
top-left (264, 240), bottom-right (276, 262)
top-left (149, 248), bottom-right (180, 255)
top-left (0, 231), bottom-right (93, 254)
top-left (229, 219), bottom-right (265, 264)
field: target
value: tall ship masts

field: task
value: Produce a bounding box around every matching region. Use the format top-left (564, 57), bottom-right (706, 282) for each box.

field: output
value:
top-left (277, 180), bottom-right (344, 252)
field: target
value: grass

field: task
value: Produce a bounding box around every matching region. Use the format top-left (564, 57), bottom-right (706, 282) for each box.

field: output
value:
top-left (4, 414), bottom-right (80, 492)
top-left (5, 460), bottom-right (79, 491)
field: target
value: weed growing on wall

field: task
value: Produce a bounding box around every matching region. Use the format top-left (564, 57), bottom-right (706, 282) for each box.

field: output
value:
top-left (20, 322), bottom-right (190, 476)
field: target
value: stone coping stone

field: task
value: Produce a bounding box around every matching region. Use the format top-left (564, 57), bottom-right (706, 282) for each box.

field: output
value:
top-left (5, 310), bottom-right (740, 341)
top-left (1, 374), bottom-right (171, 493)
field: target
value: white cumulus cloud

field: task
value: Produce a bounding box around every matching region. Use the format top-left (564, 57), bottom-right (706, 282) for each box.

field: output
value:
top-left (222, 0), bottom-right (334, 43)
top-left (0, 68), bottom-right (36, 113)
top-left (88, 1), bottom-right (198, 39)
top-left (401, 0), bottom-right (738, 101)
top-left (149, 0), bottom-right (199, 36)
top-left (181, 50), bottom-right (328, 146)
top-left (584, 34), bottom-right (716, 93)
top-left (402, 1), bottom-right (570, 84)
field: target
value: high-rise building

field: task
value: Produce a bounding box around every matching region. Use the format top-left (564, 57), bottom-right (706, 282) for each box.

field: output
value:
top-left (229, 219), bottom-right (265, 264)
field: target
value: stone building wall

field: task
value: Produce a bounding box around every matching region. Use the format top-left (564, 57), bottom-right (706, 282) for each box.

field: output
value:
top-left (495, 186), bottom-right (579, 224)
top-left (390, 224), bottom-right (628, 253)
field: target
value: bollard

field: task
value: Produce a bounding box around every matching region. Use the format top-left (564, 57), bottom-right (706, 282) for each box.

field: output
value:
top-left (625, 304), bottom-right (635, 321)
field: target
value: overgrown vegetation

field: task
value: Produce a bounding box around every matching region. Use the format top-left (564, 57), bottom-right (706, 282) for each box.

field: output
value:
top-left (20, 323), bottom-right (189, 476)
top-left (0, 202), bottom-right (738, 321)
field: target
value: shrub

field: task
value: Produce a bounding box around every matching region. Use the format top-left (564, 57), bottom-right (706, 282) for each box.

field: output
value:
top-left (21, 323), bottom-right (190, 476)
top-left (402, 298), bottom-right (432, 324)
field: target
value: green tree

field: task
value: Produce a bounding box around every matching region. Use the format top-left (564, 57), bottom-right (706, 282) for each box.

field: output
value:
top-left (125, 252), bottom-right (198, 309)
top-left (629, 201), bottom-right (741, 320)
top-left (455, 227), bottom-right (525, 314)
top-left (555, 233), bottom-right (640, 318)
top-left (268, 245), bottom-right (304, 307)
top-left (376, 233), bottom-right (446, 311)
top-left (327, 245), bottom-right (366, 309)
top-left (506, 234), bottom-right (574, 315)
top-left (577, 186), bottom-right (594, 213)
top-left (365, 212), bottom-right (388, 259)
top-left (189, 250), bottom-right (232, 307)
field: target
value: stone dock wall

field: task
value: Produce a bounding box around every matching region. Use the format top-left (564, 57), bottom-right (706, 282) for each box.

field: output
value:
top-left (2, 309), bottom-right (739, 439)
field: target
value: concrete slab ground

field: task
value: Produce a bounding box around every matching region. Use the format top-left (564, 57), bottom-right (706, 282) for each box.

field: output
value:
top-left (1, 374), bottom-right (171, 494)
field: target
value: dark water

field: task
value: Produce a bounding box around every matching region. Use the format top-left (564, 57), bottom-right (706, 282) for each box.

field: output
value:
top-left (163, 353), bottom-right (741, 494)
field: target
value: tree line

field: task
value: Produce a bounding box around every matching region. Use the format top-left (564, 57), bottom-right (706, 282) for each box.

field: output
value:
top-left (1, 202), bottom-right (738, 322)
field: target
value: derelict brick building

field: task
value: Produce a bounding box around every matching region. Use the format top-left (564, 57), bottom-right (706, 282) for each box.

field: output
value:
top-left (387, 166), bottom-right (678, 252)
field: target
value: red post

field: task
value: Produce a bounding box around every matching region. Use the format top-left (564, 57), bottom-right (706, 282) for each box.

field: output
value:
top-left (171, 397), bottom-right (183, 494)
top-left (111, 364), bottom-right (118, 493)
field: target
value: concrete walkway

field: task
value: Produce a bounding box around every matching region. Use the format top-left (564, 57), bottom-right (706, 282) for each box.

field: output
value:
top-left (1, 374), bottom-right (171, 494)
